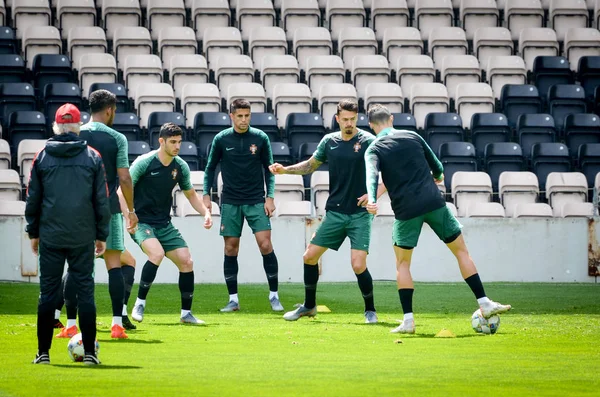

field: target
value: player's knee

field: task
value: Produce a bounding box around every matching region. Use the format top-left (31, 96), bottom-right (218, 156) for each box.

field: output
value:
top-left (303, 250), bottom-right (318, 265)
top-left (257, 239), bottom-right (273, 255)
top-left (147, 251), bottom-right (165, 265)
top-left (224, 244), bottom-right (239, 256)
top-left (351, 261), bottom-right (367, 274)
top-left (180, 256), bottom-right (193, 272)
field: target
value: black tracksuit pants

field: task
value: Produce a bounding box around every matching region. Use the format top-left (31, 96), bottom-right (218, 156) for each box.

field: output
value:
top-left (37, 242), bottom-right (97, 354)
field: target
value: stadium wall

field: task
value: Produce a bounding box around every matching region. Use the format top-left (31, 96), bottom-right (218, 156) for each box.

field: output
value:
top-left (1, 216), bottom-right (598, 284)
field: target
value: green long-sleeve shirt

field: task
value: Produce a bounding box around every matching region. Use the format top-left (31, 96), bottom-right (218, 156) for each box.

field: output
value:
top-left (203, 127), bottom-right (275, 205)
top-left (365, 128), bottom-right (445, 220)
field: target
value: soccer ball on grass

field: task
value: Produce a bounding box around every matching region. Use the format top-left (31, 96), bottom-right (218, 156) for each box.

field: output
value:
top-left (471, 308), bottom-right (500, 335)
top-left (67, 333), bottom-right (99, 362)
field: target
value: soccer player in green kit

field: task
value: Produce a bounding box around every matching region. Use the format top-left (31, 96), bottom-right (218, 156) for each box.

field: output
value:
top-left (364, 104), bottom-right (511, 334)
top-left (130, 123), bottom-right (213, 324)
top-left (270, 99), bottom-right (385, 324)
top-left (203, 99), bottom-right (283, 312)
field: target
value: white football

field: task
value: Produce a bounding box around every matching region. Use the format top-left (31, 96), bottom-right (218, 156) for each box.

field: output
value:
top-left (67, 333), bottom-right (99, 362)
top-left (471, 308), bottom-right (500, 335)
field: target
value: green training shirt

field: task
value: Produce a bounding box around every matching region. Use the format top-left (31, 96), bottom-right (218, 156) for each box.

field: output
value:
top-left (80, 121), bottom-right (129, 214)
top-left (313, 129), bottom-right (375, 215)
top-left (203, 127), bottom-right (275, 205)
top-left (130, 150), bottom-right (193, 227)
top-left (365, 128), bottom-right (445, 221)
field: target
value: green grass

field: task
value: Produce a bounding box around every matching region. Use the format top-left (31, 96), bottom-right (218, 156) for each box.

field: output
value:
top-left (0, 282), bottom-right (599, 396)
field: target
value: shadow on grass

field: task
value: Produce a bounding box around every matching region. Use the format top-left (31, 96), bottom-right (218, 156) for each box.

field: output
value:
top-left (52, 364), bottom-right (143, 370)
top-left (97, 338), bottom-right (164, 344)
top-left (404, 333), bottom-right (482, 339)
top-left (150, 322), bottom-right (223, 327)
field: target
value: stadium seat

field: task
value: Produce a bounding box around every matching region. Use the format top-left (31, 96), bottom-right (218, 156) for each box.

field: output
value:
top-left (546, 172), bottom-right (588, 216)
top-left (471, 113), bottom-right (511, 161)
top-left (169, 55), bottom-right (208, 99)
top-left (22, 26), bottom-right (61, 70)
top-left (0, 26), bottom-right (16, 54)
top-left (429, 27), bottom-right (468, 71)
top-left (146, 0), bottom-right (185, 41)
top-left (310, 170), bottom-right (329, 215)
top-left (318, 83), bottom-right (358, 130)
top-left (271, 141), bottom-right (293, 166)
top-left (158, 27), bottom-right (197, 71)
top-left (410, 83), bottom-right (449, 130)
top-left (272, 83), bottom-right (312, 130)
top-left (578, 143), bottom-right (600, 187)
top-left (520, 29), bottom-right (561, 72)
top-left (0, 1), bottom-right (4, 26)
top-left (17, 139), bottom-right (46, 185)
top-left (147, 112), bottom-right (186, 149)
top-left (292, 27), bottom-right (333, 72)
top-left (274, 174), bottom-right (305, 204)
top-left (250, 113), bottom-right (279, 142)
top-left (194, 112), bottom-right (231, 160)
top-left (517, 113), bottom-right (557, 159)
top-left (203, 27), bottom-right (243, 71)
top-left (124, 54), bottom-right (163, 100)
top-left (275, 201), bottom-right (313, 217)
top-left (249, 27), bottom-right (287, 71)
top-left (465, 202), bottom-right (506, 217)
top-left (102, 0), bottom-right (142, 40)
top-left (473, 27), bottom-right (514, 71)
top-left (0, 139), bottom-right (10, 169)
top-left (280, 0), bottom-right (320, 41)
top-left (577, 56), bottom-right (600, 100)
top-left (0, 54), bottom-right (25, 83)
top-left (42, 83), bottom-right (82, 129)
top-left (486, 56), bottom-right (527, 100)
top-left (337, 28), bottom-right (377, 70)
top-left (67, 27), bottom-right (107, 72)
top-left (391, 113), bottom-right (417, 132)
top-left (32, 54), bottom-right (73, 94)
top-left (504, 0), bottom-right (544, 41)
top-left (439, 142), bottom-right (477, 191)
top-left (531, 142), bottom-right (571, 191)
top-left (127, 140), bottom-right (151, 164)
top-left (0, 199), bottom-right (26, 216)
top-left (227, 83), bottom-right (267, 113)
top-left (326, 0), bottom-right (366, 40)
top-left (56, 0), bottom-right (96, 40)
top-left (424, 113), bottom-right (464, 156)
top-left (237, 0), bottom-right (276, 41)
top-left (512, 202), bottom-right (553, 217)
top-left (0, 169), bottom-right (21, 200)
top-left (383, 27), bottom-right (423, 68)
top-left (180, 83), bottom-right (220, 128)
top-left (351, 55), bottom-right (390, 99)
top-left (110, 113), bottom-right (140, 142)
top-left (564, 29), bottom-right (600, 72)
top-left (192, 0), bottom-right (230, 42)
top-left (214, 54), bottom-right (254, 100)
top-left (88, 83), bottom-right (128, 113)
top-left (12, 0), bottom-right (51, 40)
top-left (286, 113), bottom-right (325, 159)
top-left (135, 83), bottom-right (175, 129)
top-left (485, 143), bottom-right (525, 191)
top-left (455, 83), bottom-right (494, 129)
top-left (548, 85), bottom-right (587, 135)
top-left (451, 171), bottom-right (493, 217)
top-left (559, 201), bottom-right (595, 217)
top-left (370, 0), bottom-right (409, 41)
top-left (113, 27), bottom-right (152, 72)
top-left (415, 0), bottom-right (453, 41)
top-left (306, 55), bottom-right (345, 100)
top-left (549, 0), bottom-right (588, 42)
top-left (261, 55), bottom-right (300, 100)
top-left (500, 84), bottom-right (543, 128)
top-left (499, 171), bottom-right (539, 217)
top-left (532, 56), bottom-right (574, 101)
top-left (460, 0), bottom-right (500, 41)
top-left (0, 83), bottom-right (36, 128)
top-left (173, 170), bottom-right (204, 216)
top-left (178, 141), bottom-right (200, 171)
top-left (441, 55), bottom-right (481, 100)
top-left (364, 83), bottom-right (403, 114)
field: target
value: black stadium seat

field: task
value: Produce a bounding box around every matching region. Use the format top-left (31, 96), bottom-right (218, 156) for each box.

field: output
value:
top-left (147, 111), bottom-right (186, 149)
top-left (178, 141), bottom-right (200, 171)
top-left (500, 84), bottom-right (542, 129)
top-left (43, 83), bottom-right (82, 129)
top-left (484, 142), bottom-right (524, 191)
top-left (531, 56), bottom-right (573, 101)
top-left (577, 56), bottom-right (600, 101)
top-left (89, 83), bottom-right (130, 113)
top-left (0, 54), bottom-right (26, 83)
top-left (531, 142), bottom-right (571, 191)
top-left (249, 112), bottom-right (279, 142)
top-left (578, 144), bottom-right (600, 188)
top-left (564, 114), bottom-right (600, 159)
top-left (32, 54), bottom-right (74, 94)
top-left (438, 142), bottom-right (477, 192)
top-left (424, 112), bottom-right (464, 157)
top-left (112, 113), bottom-right (141, 142)
top-left (286, 113), bottom-right (326, 159)
top-left (391, 113), bottom-right (417, 132)
top-left (547, 84), bottom-right (587, 136)
top-left (271, 142), bottom-right (292, 166)
top-left (0, 27), bottom-right (17, 54)
top-left (517, 113), bottom-right (556, 159)
top-left (194, 112), bottom-right (231, 162)
top-left (6, 111), bottom-right (47, 151)
top-left (0, 83), bottom-right (36, 127)
top-left (128, 141), bottom-right (151, 164)
top-left (470, 113), bottom-right (511, 161)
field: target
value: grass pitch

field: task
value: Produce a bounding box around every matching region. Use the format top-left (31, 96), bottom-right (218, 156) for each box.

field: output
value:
top-left (0, 282), bottom-right (599, 396)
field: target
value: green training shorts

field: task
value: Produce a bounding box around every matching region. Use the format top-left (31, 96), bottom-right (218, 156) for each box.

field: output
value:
top-left (220, 203), bottom-right (272, 237)
top-left (393, 205), bottom-right (462, 249)
top-left (311, 211), bottom-right (373, 252)
top-left (132, 222), bottom-right (188, 253)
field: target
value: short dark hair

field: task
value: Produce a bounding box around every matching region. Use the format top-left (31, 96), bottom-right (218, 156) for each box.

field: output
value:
top-left (89, 89), bottom-right (117, 114)
top-left (367, 104), bottom-right (392, 125)
top-left (159, 122), bottom-right (183, 138)
top-left (230, 99), bottom-right (251, 114)
top-left (337, 99), bottom-right (359, 115)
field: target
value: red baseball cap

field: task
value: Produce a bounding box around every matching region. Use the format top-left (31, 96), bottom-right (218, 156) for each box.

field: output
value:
top-left (55, 103), bottom-right (81, 124)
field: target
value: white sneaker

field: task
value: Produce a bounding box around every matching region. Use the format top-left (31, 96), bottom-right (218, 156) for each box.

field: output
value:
top-left (131, 303), bottom-right (145, 322)
top-left (390, 320), bottom-right (415, 334)
top-left (480, 300), bottom-right (511, 319)
top-left (364, 311), bottom-right (378, 324)
top-left (180, 312), bottom-right (205, 325)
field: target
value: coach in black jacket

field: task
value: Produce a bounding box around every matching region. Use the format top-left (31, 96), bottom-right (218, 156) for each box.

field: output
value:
top-left (25, 103), bottom-right (110, 365)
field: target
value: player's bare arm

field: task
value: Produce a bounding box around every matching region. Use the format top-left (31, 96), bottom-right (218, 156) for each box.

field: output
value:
top-left (117, 168), bottom-right (138, 230)
top-left (185, 189), bottom-right (213, 229)
top-left (270, 156), bottom-right (323, 175)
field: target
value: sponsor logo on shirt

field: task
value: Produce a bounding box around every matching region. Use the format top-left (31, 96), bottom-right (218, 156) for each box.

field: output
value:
top-left (226, 147), bottom-right (235, 151)
top-left (354, 143), bottom-right (362, 153)
top-left (250, 144), bottom-right (257, 155)
top-left (171, 169), bottom-right (178, 180)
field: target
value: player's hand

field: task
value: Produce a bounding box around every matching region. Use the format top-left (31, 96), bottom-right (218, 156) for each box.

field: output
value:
top-left (265, 198), bottom-right (276, 217)
top-left (203, 195), bottom-right (212, 214)
top-left (434, 174), bottom-right (445, 184)
top-left (366, 202), bottom-right (378, 215)
top-left (357, 194), bottom-right (369, 207)
top-left (269, 163), bottom-right (286, 175)
top-left (127, 212), bottom-right (139, 234)
top-left (30, 238), bottom-right (39, 256)
top-left (204, 213), bottom-right (213, 229)
top-left (95, 240), bottom-right (106, 257)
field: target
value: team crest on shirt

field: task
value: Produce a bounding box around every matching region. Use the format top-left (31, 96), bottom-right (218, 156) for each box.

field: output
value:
top-left (353, 142), bottom-right (362, 153)
top-left (171, 169), bottom-right (178, 180)
top-left (250, 144), bottom-right (257, 154)
top-left (145, 229), bottom-right (151, 235)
